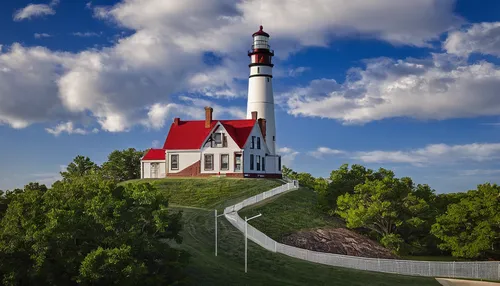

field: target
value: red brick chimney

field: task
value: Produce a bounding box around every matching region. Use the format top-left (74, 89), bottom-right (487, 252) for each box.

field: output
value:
top-left (258, 118), bottom-right (267, 141)
top-left (205, 106), bottom-right (213, 128)
top-left (251, 111), bottom-right (258, 120)
top-left (173, 117), bottom-right (180, 125)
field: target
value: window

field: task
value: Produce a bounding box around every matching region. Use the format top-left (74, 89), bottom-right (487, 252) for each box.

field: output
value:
top-left (250, 154), bottom-right (254, 170)
top-left (262, 156), bottom-right (266, 171)
top-left (251, 136), bottom-right (255, 149)
top-left (214, 133), bottom-right (222, 145)
top-left (257, 67), bottom-right (260, 73)
top-left (278, 156), bottom-right (281, 171)
top-left (267, 77), bottom-right (270, 82)
top-left (257, 137), bottom-right (261, 149)
top-left (273, 136), bottom-right (275, 141)
top-left (235, 154), bottom-right (242, 171)
top-left (204, 154), bottom-right (214, 171)
top-left (221, 154), bottom-right (229, 171)
top-left (171, 154), bottom-right (179, 170)
top-left (256, 155), bottom-right (260, 171)
top-left (211, 133), bottom-right (227, 148)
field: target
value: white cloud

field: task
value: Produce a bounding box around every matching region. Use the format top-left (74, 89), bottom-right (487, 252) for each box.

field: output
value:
top-left (310, 142), bottom-right (500, 166)
top-left (142, 97), bottom-right (245, 130)
top-left (445, 22), bottom-right (500, 57)
top-left (13, 0), bottom-right (59, 21)
top-left (284, 53), bottom-right (500, 124)
top-left (72, 32), bottom-right (102, 37)
top-left (309, 147), bottom-right (345, 159)
top-left (278, 147), bottom-right (300, 166)
top-left (45, 121), bottom-right (99, 136)
top-left (1, 0), bottom-right (463, 134)
top-left (287, 67), bottom-right (310, 77)
top-left (34, 33), bottom-right (52, 39)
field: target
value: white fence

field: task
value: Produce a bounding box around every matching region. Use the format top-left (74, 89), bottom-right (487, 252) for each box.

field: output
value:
top-left (223, 180), bottom-right (500, 281)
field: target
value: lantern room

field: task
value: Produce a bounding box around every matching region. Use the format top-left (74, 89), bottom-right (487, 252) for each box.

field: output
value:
top-left (248, 25), bottom-right (274, 67)
top-left (252, 25), bottom-right (270, 50)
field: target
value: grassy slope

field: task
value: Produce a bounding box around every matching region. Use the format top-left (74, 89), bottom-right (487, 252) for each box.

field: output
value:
top-left (123, 178), bottom-right (438, 286)
top-left (240, 187), bottom-right (344, 241)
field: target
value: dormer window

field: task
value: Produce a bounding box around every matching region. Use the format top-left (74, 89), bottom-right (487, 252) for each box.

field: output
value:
top-left (210, 132), bottom-right (227, 148)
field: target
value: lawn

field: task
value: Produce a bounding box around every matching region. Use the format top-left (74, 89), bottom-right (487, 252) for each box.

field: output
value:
top-left (240, 187), bottom-right (344, 241)
top-left (122, 177), bottom-right (283, 209)
top-left (123, 177), bottom-right (439, 285)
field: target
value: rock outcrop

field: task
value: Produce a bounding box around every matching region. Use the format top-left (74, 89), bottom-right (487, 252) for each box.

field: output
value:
top-left (281, 228), bottom-right (398, 259)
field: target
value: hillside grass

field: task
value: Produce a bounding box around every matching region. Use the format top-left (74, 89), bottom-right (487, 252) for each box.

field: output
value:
top-left (123, 178), bottom-right (439, 285)
top-left (122, 177), bottom-right (282, 209)
top-left (240, 187), bottom-right (344, 241)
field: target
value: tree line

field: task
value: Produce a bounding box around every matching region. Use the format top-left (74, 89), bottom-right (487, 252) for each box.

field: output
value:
top-left (0, 149), bottom-right (189, 285)
top-left (283, 164), bottom-right (500, 260)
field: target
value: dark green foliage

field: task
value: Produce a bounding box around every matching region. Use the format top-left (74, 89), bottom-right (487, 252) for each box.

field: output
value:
top-left (431, 183), bottom-right (500, 259)
top-left (101, 148), bottom-right (145, 182)
top-left (0, 174), bottom-right (187, 285)
top-left (60, 155), bottom-right (99, 180)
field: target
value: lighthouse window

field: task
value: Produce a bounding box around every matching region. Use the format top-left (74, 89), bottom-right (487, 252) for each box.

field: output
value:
top-left (267, 78), bottom-right (270, 82)
top-left (257, 67), bottom-right (260, 73)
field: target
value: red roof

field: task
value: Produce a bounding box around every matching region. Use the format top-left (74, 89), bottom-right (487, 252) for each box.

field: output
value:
top-left (162, 119), bottom-right (256, 150)
top-left (142, 149), bottom-right (165, 160)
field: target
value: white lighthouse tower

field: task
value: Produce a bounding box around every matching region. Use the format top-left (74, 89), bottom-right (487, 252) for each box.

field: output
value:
top-left (247, 25), bottom-right (277, 155)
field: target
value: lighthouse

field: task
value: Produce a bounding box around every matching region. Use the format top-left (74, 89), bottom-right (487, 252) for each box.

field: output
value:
top-left (247, 25), bottom-right (277, 155)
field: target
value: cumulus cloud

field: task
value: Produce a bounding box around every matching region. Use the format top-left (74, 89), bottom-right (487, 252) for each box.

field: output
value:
top-left (142, 96), bottom-right (245, 130)
top-left (45, 121), bottom-right (99, 136)
top-left (34, 33), bottom-right (52, 39)
top-left (13, 0), bottom-right (59, 21)
top-left (310, 143), bottom-right (500, 166)
top-left (445, 22), bottom-right (500, 57)
top-left (284, 54), bottom-right (500, 124)
top-left (0, 44), bottom-right (74, 128)
top-left (278, 147), bottom-right (300, 166)
top-left (2, 0), bottom-right (463, 134)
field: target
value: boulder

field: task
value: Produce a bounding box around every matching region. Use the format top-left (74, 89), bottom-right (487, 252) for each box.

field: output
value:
top-left (281, 228), bottom-right (398, 259)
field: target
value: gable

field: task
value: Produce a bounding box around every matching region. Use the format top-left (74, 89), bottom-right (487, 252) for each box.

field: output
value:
top-left (243, 124), bottom-right (270, 153)
top-left (163, 120), bottom-right (217, 150)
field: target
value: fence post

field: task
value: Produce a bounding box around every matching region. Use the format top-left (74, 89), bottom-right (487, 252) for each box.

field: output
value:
top-left (453, 261), bottom-right (455, 278)
top-left (428, 261), bottom-right (431, 277)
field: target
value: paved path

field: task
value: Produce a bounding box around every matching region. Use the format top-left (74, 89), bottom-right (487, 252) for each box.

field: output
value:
top-left (436, 278), bottom-right (500, 286)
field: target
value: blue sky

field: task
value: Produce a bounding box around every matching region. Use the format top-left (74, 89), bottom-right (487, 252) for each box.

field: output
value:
top-left (1, 0), bottom-right (500, 193)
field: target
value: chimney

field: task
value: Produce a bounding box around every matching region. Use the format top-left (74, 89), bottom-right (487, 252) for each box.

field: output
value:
top-left (251, 111), bottom-right (258, 120)
top-left (173, 117), bottom-right (180, 125)
top-left (258, 118), bottom-right (267, 141)
top-left (205, 106), bottom-right (213, 128)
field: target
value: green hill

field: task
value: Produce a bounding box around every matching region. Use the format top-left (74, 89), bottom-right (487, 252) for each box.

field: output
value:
top-left (240, 187), bottom-right (344, 241)
top-left (123, 178), bottom-right (438, 286)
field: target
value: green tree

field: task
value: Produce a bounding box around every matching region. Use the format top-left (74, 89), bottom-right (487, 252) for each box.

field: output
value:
top-left (60, 155), bottom-right (99, 180)
top-left (282, 165), bottom-right (298, 179)
top-left (336, 174), bottom-right (432, 253)
top-left (431, 183), bottom-right (500, 259)
top-left (0, 174), bottom-right (187, 285)
top-left (101, 148), bottom-right (145, 182)
top-left (318, 164), bottom-right (376, 211)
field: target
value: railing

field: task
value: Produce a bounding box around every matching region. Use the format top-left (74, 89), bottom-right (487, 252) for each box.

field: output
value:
top-left (223, 181), bottom-right (500, 281)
